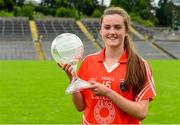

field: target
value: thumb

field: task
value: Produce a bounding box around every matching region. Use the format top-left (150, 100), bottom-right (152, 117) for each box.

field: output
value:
top-left (71, 66), bottom-right (77, 77)
top-left (90, 81), bottom-right (99, 85)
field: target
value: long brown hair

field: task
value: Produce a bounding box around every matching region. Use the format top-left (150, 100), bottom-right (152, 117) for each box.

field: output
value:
top-left (100, 7), bottom-right (147, 97)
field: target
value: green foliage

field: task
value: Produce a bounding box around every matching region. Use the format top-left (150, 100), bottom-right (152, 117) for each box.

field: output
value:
top-left (71, 0), bottom-right (98, 15)
top-left (0, 10), bottom-right (13, 16)
top-left (130, 13), bottom-right (155, 27)
top-left (110, 0), bottom-right (158, 27)
top-left (13, 5), bottom-right (35, 20)
top-left (156, 2), bottom-right (172, 27)
top-left (0, 11), bottom-right (13, 17)
top-left (132, 0), bottom-right (154, 20)
top-left (92, 9), bottom-right (102, 18)
top-left (68, 0), bottom-right (98, 19)
top-left (55, 0), bottom-right (68, 7)
top-left (13, 6), bottom-right (22, 16)
top-left (55, 7), bottom-right (76, 17)
top-left (110, 0), bottom-right (130, 11)
top-left (156, 1), bottom-right (179, 28)
top-left (35, 6), bottom-right (55, 16)
top-left (4, 0), bottom-right (14, 11)
top-left (22, 5), bottom-right (35, 20)
top-left (43, 0), bottom-right (56, 8)
top-left (0, 0), bottom-right (5, 9)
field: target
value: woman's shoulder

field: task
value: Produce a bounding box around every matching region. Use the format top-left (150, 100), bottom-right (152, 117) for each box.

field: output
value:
top-left (83, 50), bottom-right (102, 61)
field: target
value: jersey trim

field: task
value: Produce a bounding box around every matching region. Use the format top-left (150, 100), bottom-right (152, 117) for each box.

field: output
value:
top-left (135, 61), bottom-right (156, 101)
top-left (82, 115), bottom-right (91, 125)
top-left (103, 62), bottom-right (119, 73)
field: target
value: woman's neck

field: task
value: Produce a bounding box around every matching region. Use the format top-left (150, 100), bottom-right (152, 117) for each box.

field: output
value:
top-left (104, 46), bottom-right (124, 67)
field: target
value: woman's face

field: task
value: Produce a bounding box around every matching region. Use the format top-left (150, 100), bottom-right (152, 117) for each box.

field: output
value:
top-left (100, 14), bottom-right (127, 48)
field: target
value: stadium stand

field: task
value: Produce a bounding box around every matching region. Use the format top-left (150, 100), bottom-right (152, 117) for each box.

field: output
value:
top-left (0, 41), bottom-right (37, 60)
top-left (132, 22), bottom-right (154, 40)
top-left (129, 33), bottom-right (143, 41)
top-left (81, 18), bottom-right (104, 48)
top-left (153, 29), bottom-right (180, 41)
top-left (0, 17), bottom-right (32, 41)
top-left (153, 41), bottom-right (180, 59)
top-left (36, 18), bottom-right (89, 41)
top-left (0, 17), bottom-right (37, 60)
top-left (134, 42), bottom-right (172, 59)
top-left (150, 28), bottom-right (180, 59)
top-left (0, 17), bottom-right (179, 60)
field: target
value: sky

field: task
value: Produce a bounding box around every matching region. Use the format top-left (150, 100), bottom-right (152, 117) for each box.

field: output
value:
top-left (97, 0), bottom-right (161, 7)
top-left (97, 0), bottom-right (111, 7)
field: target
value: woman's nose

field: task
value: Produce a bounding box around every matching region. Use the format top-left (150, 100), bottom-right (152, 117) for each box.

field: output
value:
top-left (109, 28), bottom-right (116, 34)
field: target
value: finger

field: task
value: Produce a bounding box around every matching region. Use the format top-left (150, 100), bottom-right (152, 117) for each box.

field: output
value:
top-left (93, 88), bottom-right (98, 92)
top-left (57, 63), bottom-right (61, 68)
top-left (57, 62), bottom-right (64, 68)
top-left (71, 69), bottom-right (76, 77)
top-left (90, 81), bottom-right (100, 85)
top-left (92, 90), bottom-right (99, 96)
top-left (64, 64), bottom-right (71, 71)
top-left (90, 88), bottom-right (97, 93)
top-left (88, 84), bottom-right (97, 89)
top-left (90, 82), bottom-right (95, 85)
top-left (68, 65), bottom-right (75, 75)
top-left (61, 64), bottom-right (67, 70)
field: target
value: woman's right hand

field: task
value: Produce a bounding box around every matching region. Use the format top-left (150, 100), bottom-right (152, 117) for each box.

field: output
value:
top-left (57, 63), bottom-right (75, 83)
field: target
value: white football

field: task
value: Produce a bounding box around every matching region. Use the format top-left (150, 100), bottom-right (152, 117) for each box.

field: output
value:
top-left (24, 0), bottom-right (41, 6)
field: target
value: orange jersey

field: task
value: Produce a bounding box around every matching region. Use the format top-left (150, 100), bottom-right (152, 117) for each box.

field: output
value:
top-left (78, 49), bottom-right (156, 124)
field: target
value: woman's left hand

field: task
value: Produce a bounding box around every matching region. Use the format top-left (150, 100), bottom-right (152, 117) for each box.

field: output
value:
top-left (89, 81), bottom-right (111, 96)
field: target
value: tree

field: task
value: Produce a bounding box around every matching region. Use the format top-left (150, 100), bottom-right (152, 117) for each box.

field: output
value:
top-left (92, 8), bottom-right (102, 17)
top-left (132, 0), bottom-right (154, 20)
top-left (110, 0), bottom-right (157, 26)
top-left (111, 0), bottom-right (137, 11)
top-left (155, 0), bottom-right (179, 27)
top-left (56, 7), bottom-right (76, 17)
top-left (69, 0), bottom-right (98, 19)
top-left (55, 0), bottom-right (68, 7)
top-left (0, 0), bottom-right (5, 9)
top-left (2, 0), bottom-right (14, 11)
top-left (42, 0), bottom-right (56, 8)
top-left (14, 4), bottom-right (35, 19)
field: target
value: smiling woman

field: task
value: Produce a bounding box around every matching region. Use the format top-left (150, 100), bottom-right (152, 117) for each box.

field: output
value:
top-left (59, 6), bottom-right (156, 124)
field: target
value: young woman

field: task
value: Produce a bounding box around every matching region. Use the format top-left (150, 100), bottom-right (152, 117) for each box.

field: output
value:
top-left (60, 6), bottom-right (156, 124)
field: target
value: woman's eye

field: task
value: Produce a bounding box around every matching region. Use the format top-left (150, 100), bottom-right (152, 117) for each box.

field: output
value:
top-left (115, 26), bottom-right (121, 30)
top-left (104, 26), bottom-right (110, 29)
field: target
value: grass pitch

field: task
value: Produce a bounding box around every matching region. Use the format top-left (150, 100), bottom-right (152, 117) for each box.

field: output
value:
top-left (0, 61), bottom-right (82, 123)
top-left (143, 60), bottom-right (180, 124)
top-left (0, 60), bottom-right (179, 123)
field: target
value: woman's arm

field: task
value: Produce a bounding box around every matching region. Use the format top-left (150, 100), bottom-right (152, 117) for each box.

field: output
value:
top-left (72, 92), bottom-right (86, 112)
top-left (106, 89), bottom-right (149, 120)
top-left (90, 81), bottom-right (149, 120)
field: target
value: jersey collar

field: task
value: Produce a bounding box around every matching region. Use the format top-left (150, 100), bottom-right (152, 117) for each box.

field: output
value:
top-left (96, 48), bottom-right (127, 63)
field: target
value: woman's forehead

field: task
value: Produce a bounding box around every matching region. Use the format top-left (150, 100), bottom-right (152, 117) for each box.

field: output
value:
top-left (102, 14), bottom-right (124, 24)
